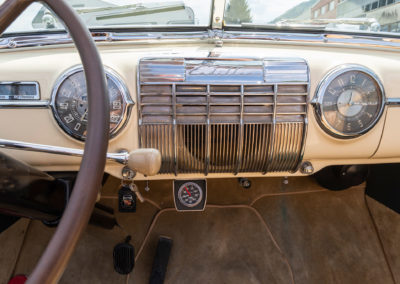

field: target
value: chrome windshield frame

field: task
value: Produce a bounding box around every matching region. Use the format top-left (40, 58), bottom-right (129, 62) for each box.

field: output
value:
top-left (2, 29), bottom-right (400, 52)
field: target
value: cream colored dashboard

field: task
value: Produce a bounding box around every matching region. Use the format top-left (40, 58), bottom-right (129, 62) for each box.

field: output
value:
top-left (0, 40), bottom-right (399, 180)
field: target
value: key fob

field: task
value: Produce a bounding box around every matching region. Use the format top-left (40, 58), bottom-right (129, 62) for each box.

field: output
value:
top-left (118, 186), bottom-right (136, 212)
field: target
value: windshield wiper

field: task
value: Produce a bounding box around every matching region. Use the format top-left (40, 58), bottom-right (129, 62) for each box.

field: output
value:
top-left (241, 18), bottom-right (381, 32)
top-left (75, 2), bottom-right (186, 21)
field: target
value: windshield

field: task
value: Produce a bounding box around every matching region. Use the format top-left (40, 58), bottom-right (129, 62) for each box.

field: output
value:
top-left (224, 0), bottom-right (400, 34)
top-left (3, 0), bottom-right (212, 34)
top-left (3, 0), bottom-right (400, 36)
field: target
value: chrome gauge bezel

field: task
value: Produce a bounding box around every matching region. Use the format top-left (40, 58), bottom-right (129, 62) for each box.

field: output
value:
top-left (312, 64), bottom-right (385, 139)
top-left (50, 65), bottom-right (134, 141)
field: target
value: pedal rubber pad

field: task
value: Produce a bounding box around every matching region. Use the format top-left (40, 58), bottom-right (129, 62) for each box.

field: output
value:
top-left (149, 236), bottom-right (173, 284)
top-left (113, 236), bottom-right (135, 274)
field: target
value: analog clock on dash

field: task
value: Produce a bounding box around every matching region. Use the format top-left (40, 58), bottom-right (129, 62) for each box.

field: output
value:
top-left (51, 67), bottom-right (132, 141)
top-left (314, 66), bottom-right (385, 138)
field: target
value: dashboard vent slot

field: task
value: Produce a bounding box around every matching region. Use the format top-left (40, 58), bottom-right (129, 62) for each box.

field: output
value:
top-left (138, 57), bottom-right (309, 175)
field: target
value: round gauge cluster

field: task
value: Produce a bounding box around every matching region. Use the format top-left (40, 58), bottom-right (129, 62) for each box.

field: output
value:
top-left (177, 182), bottom-right (203, 207)
top-left (313, 65), bottom-right (385, 138)
top-left (51, 67), bottom-right (132, 141)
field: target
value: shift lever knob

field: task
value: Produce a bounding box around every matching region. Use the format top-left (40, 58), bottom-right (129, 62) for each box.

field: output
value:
top-left (126, 149), bottom-right (161, 176)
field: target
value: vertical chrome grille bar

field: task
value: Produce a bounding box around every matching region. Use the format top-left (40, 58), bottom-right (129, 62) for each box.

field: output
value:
top-left (235, 85), bottom-right (245, 175)
top-left (264, 83), bottom-right (278, 174)
top-left (296, 65), bottom-right (311, 172)
top-left (250, 124), bottom-right (257, 171)
top-left (205, 84), bottom-right (211, 176)
top-left (172, 84), bottom-right (178, 175)
top-left (295, 113), bottom-right (308, 173)
top-left (282, 123), bottom-right (291, 171)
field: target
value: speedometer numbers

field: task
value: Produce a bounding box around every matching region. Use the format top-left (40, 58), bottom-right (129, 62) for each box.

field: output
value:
top-left (51, 67), bottom-right (133, 141)
top-left (174, 180), bottom-right (207, 211)
top-left (313, 65), bottom-right (385, 138)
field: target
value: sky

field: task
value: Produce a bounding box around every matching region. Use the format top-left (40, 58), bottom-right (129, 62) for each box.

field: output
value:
top-left (4, 0), bottom-right (309, 32)
top-left (104, 0), bottom-right (307, 25)
top-left (246, 0), bottom-right (306, 23)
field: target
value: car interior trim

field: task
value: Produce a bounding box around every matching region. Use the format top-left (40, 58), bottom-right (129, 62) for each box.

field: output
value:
top-left (386, 98), bottom-right (400, 106)
top-left (312, 64), bottom-right (386, 139)
top-left (2, 30), bottom-right (400, 51)
top-left (50, 65), bottom-right (134, 141)
top-left (0, 138), bottom-right (129, 164)
top-left (138, 57), bottom-right (309, 175)
top-left (0, 100), bottom-right (49, 108)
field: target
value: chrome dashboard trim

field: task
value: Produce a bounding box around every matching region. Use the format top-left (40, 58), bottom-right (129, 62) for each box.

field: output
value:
top-left (0, 81), bottom-right (40, 100)
top-left (0, 100), bottom-right (49, 108)
top-left (0, 31), bottom-right (210, 50)
top-left (221, 31), bottom-right (400, 51)
top-left (0, 138), bottom-right (129, 164)
top-left (312, 64), bottom-right (386, 139)
top-left (386, 98), bottom-right (400, 106)
top-left (50, 65), bottom-right (134, 141)
top-left (2, 30), bottom-right (400, 51)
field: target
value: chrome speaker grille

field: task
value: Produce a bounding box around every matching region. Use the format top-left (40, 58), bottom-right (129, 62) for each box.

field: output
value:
top-left (138, 57), bottom-right (309, 174)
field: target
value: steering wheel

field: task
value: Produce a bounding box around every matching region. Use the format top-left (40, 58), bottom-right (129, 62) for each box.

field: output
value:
top-left (0, 0), bottom-right (109, 283)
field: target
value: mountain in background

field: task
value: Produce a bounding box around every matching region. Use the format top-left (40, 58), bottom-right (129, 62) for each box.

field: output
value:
top-left (271, 0), bottom-right (319, 23)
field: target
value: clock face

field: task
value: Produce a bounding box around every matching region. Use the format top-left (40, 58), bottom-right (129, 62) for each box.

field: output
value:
top-left (52, 68), bottom-right (131, 141)
top-left (315, 67), bottom-right (384, 138)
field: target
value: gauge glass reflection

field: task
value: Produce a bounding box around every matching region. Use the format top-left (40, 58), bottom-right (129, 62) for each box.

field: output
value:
top-left (53, 69), bottom-right (129, 141)
top-left (177, 182), bottom-right (203, 207)
top-left (319, 69), bottom-right (384, 137)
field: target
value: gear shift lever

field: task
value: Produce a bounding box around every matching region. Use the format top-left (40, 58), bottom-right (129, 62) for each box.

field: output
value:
top-left (0, 138), bottom-right (162, 176)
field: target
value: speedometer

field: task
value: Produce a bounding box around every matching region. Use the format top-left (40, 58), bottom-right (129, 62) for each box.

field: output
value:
top-left (313, 65), bottom-right (385, 138)
top-left (51, 66), bottom-right (133, 141)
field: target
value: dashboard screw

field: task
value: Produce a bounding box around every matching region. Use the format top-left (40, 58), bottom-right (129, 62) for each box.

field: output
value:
top-left (238, 178), bottom-right (251, 189)
top-left (283, 177), bottom-right (289, 185)
top-left (7, 40), bottom-right (16, 48)
top-left (300, 162), bottom-right (314, 175)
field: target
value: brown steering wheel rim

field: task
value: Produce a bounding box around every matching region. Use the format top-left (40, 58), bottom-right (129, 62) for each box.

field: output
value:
top-left (0, 1), bottom-right (110, 283)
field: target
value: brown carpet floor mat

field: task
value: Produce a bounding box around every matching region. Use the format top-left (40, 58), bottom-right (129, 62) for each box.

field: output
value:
top-left (366, 196), bottom-right (400, 283)
top-left (3, 177), bottom-right (398, 284)
top-left (131, 206), bottom-right (294, 284)
top-left (0, 219), bottom-right (29, 284)
top-left (252, 187), bottom-right (394, 284)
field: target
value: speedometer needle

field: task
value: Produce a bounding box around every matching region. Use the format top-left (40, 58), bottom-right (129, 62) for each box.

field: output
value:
top-left (80, 110), bottom-right (88, 121)
top-left (184, 186), bottom-right (191, 196)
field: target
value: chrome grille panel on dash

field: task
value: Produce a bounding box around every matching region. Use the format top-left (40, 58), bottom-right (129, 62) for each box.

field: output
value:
top-left (138, 57), bottom-right (309, 175)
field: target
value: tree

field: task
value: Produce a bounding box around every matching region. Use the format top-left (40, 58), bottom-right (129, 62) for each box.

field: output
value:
top-left (225, 0), bottom-right (252, 24)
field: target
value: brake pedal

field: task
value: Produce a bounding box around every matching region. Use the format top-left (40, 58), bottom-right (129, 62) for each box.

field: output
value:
top-left (113, 236), bottom-right (135, 275)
